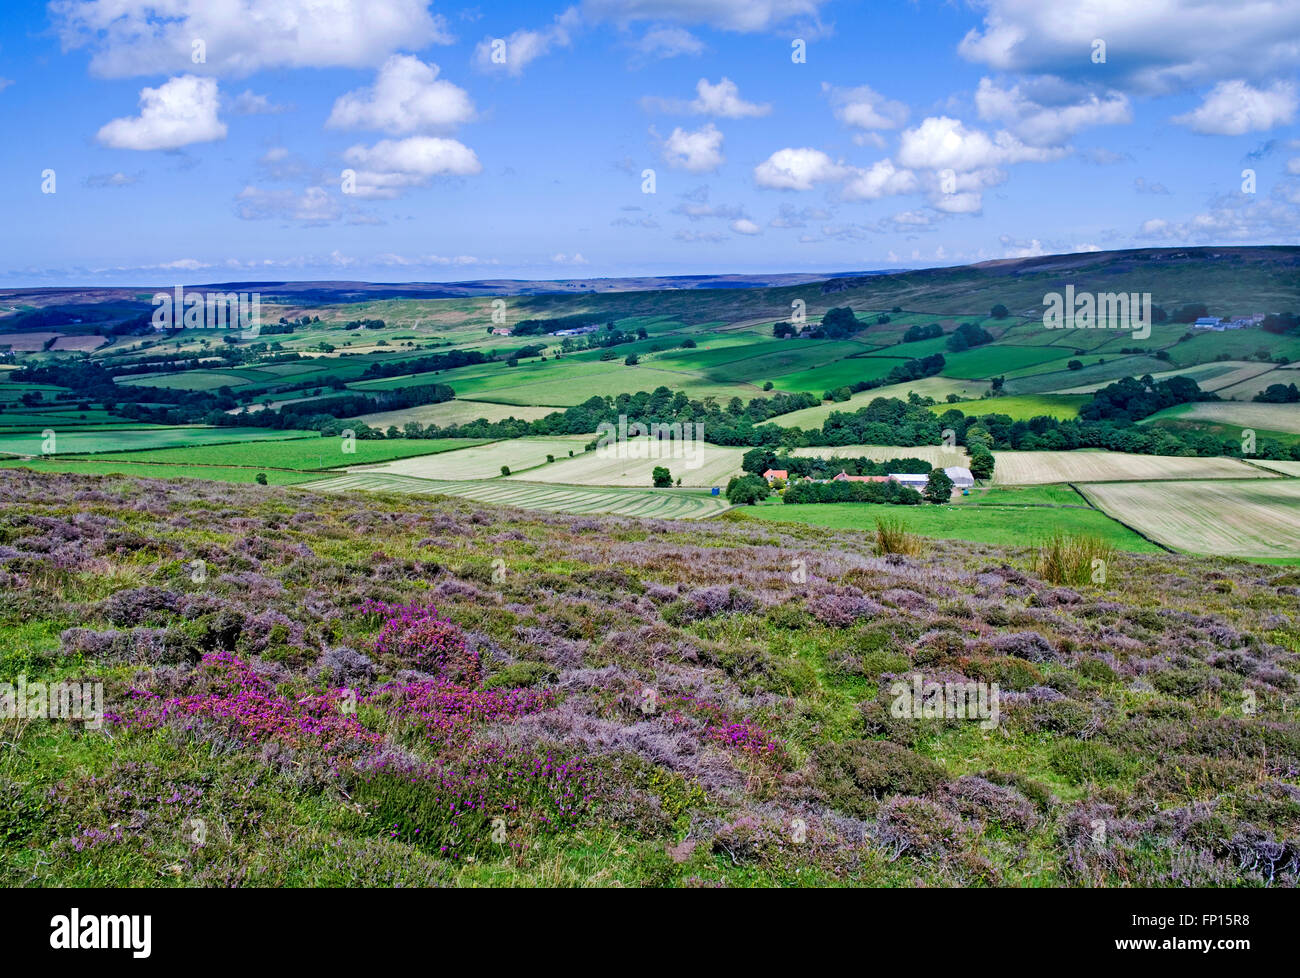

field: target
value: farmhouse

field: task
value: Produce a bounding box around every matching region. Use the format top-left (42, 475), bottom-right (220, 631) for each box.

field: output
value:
top-left (762, 468), bottom-right (789, 484)
top-left (889, 473), bottom-right (930, 490)
top-left (832, 470), bottom-right (891, 483)
top-left (944, 466), bottom-right (975, 488)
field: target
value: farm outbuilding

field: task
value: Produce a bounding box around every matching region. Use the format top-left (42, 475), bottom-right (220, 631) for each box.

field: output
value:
top-left (944, 466), bottom-right (975, 488)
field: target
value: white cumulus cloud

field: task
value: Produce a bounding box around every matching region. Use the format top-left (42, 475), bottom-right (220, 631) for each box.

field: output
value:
top-left (327, 55), bottom-right (475, 134)
top-left (753, 147), bottom-right (846, 190)
top-left (342, 136), bottom-right (483, 198)
top-left (96, 75), bottom-right (226, 151)
top-left (474, 8), bottom-right (580, 76)
top-left (643, 77), bottom-right (769, 117)
top-left (1172, 80), bottom-right (1298, 135)
top-left (658, 123), bottom-right (725, 172)
top-left (824, 83), bottom-right (909, 131)
top-left (52, 0), bottom-right (451, 78)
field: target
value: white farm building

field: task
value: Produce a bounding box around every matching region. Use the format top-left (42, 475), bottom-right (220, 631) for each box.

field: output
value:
top-left (944, 466), bottom-right (975, 488)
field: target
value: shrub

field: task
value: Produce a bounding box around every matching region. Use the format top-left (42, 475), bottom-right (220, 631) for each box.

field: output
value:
top-left (483, 661), bottom-right (558, 689)
top-left (874, 517), bottom-right (923, 556)
top-left (810, 740), bottom-right (945, 815)
top-left (358, 599), bottom-right (476, 681)
top-left (875, 796), bottom-right (961, 859)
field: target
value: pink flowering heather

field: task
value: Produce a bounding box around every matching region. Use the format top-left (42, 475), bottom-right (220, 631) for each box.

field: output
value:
top-left (108, 651), bottom-right (382, 757)
top-left (358, 599), bottom-right (477, 680)
top-left (657, 692), bottom-right (785, 763)
top-left (367, 678), bottom-right (555, 746)
top-left (708, 721), bottom-right (782, 757)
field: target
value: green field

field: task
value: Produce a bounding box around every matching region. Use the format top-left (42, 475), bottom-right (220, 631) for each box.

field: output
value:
top-left (769, 355), bottom-right (910, 393)
top-left (934, 394), bottom-right (1089, 421)
top-left (0, 457), bottom-right (323, 485)
top-left (302, 472), bottom-right (731, 519)
top-left (84, 436), bottom-right (493, 470)
top-left (939, 345), bottom-right (1065, 379)
top-left (743, 499), bottom-right (1160, 551)
top-left (0, 426), bottom-right (317, 457)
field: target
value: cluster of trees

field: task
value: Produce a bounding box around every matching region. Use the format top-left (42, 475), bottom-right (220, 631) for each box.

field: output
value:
top-left (740, 447), bottom-right (933, 480)
top-left (806, 306), bottom-right (862, 339)
top-left (358, 348), bottom-right (492, 380)
top-left (946, 322), bottom-right (993, 352)
top-left (902, 323), bottom-right (943, 343)
top-left (1262, 312), bottom-right (1299, 335)
top-left (782, 478), bottom-right (924, 506)
top-left (1256, 382), bottom-right (1300, 403)
top-left (1079, 374), bottom-right (1213, 422)
top-left (510, 316), bottom-right (607, 337)
top-left (773, 306), bottom-right (868, 340)
top-left (342, 318), bottom-right (386, 330)
top-left (822, 353), bottom-right (946, 402)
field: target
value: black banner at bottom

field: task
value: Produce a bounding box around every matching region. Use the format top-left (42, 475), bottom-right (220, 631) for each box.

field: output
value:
top-left (0, 886), bottom-right (1279, 966)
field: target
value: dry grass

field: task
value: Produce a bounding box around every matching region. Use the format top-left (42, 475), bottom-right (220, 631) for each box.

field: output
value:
top-left (1035, 531), bottom-right (1114, 586)
top-left (874, 516), bottom-right (924, 556)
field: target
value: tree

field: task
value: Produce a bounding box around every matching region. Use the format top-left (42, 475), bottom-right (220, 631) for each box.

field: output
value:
top-left (726, 474), bottom-right (770, 505)
top-left (742, 447), bottom-right (778, 474)
top-left (1067, 359), bottom-right (1084, 370)
top-left (968, 448), bottom-right (995, 480)
top-left (991, 303), bottom-right (1010, 319)
top-left (624, 353), bottom-right (639, 365)
top-left (255, 472), bottom-right (268, 485)
top-left (501, 465), bottom-right (511, 476)
top-left (923, 468), bottom-right (954, 503)
top-left (652, 466), bottom-right (672, 488)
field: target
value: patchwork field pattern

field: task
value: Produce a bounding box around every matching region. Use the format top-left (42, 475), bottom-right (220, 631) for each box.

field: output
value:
top-left (0, 426), bottom-right (317, 457)
top-left (1077, 480), bottom-right (1300, 557)
top-left (790, 444), bottom-right (970, 466)
top-left (507, 439), bottom-right (745, 487)
top-left (352, 435), bottom-right (597, 481)
top-left (302, 472), bottom-right (731, 518)
top-left (1143, 401), bottom-right (1300, 436)
top-left (991, 450), bottom-right (1271, 485)
top-left (86, 436), bottom-right (491, 470)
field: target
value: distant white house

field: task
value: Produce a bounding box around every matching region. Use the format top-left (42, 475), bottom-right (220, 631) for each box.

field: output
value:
top-left (889, 473), bottom-right (929, 490)
top-left (1193, 317), bottom-right (1223, 329)
top-left (944, 466), bottom-right (975, 488)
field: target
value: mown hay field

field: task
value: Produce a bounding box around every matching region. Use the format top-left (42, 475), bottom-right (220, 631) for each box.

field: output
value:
top-left (1143, 401), bottom-right (1300, 436)
top-left (302, 472), bottom-right (730, 519)
top-left (789, 444), bottom-right (969, 466)
top-left (1077, 479), bottom-right (1300, 557)
top-left (507, 439), bottom-right (744, 487)
top-left (991, 450), bottom-right (1269, 485)
top-left (356, 399), bottom-right (561, 429)
top-left (353, 435), bottom-right (593, 480)
top-left (1252, 459), bottom-right (1300, 476)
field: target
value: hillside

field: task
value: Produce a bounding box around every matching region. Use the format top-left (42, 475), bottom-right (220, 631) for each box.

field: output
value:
top-left (2, 469), bottom-right (1298, 887)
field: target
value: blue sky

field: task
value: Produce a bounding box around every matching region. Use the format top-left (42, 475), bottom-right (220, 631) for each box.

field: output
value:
top-left (3, 0), bottom-right (1299, 286)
